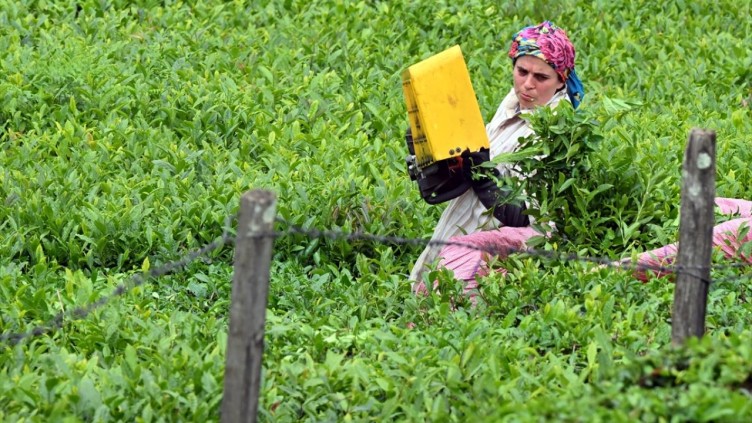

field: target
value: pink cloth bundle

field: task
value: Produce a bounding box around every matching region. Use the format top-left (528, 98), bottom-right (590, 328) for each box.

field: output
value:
top-left (414, 198), bottom-right (752, 297)
top-left (412, 226), bottom-right (539, 297)
top-left (629, 197), bottom-right (752, 280)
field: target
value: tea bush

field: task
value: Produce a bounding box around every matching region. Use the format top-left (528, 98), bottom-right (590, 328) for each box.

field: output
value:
top-left (2, 0), bottom-right (752, 421)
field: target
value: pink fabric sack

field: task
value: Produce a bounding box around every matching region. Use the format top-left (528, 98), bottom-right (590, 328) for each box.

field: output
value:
top-left (414, 198), bottom-right (752, 296)
top-left (628, 197), bottom-right (752, 281)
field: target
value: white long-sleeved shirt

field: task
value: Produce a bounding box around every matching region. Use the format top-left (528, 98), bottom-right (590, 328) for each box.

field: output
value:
top-left (409, 88), bottom-right (568, 283)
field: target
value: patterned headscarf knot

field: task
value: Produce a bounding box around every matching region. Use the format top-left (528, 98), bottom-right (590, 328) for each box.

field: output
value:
top-left (508, 21), bottom-right (585, 108)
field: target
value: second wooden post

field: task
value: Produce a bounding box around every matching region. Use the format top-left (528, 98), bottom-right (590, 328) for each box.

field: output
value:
top-left (221, 189), bottom-right (277, 423)
top-left (671, 129), bottom-right (716, 345)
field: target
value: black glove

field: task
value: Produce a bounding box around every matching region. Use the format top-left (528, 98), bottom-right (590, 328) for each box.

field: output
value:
top-left (461, 149), bottom-right (491, 175)
top-left (462, 149), bottom-right (530, 227)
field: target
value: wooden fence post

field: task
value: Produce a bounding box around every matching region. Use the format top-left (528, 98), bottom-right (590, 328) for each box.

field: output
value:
top-left (221, 189), bottom-right (277, 423)
top-left (671, 129), bottom-right (716, 345)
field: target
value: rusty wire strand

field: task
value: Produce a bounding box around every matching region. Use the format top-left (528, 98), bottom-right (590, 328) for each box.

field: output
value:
top-left (2, 217), bottom-right (750, 347)
top-left (0, 232), bottom-right (235, 347)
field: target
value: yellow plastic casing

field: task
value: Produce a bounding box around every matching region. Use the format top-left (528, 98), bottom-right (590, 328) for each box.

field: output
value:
top-left (401, 45), bottom-right (489, 169)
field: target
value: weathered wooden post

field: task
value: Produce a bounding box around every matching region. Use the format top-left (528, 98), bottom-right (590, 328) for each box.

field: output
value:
top-left (671, 129), bottom-right (716, 345)
top-left (221, 190), bottom-right (276, 423)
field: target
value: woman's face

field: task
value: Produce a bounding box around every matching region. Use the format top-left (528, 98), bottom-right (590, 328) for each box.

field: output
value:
top-left (512, 55), bottom-right (565, 109)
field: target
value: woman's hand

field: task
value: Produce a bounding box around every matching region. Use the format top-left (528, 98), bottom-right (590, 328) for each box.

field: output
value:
top-left (462, 149), bottom-right (530, 227)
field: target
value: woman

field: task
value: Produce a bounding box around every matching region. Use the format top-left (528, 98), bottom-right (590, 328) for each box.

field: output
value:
top-left (411, 24), bottom-right (752, 298)
top-left (410, 21), bottom-right (585, 290)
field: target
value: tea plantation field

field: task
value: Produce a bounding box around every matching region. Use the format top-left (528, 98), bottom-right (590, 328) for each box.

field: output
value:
top-left (2, 0), bottom-right (752, 421)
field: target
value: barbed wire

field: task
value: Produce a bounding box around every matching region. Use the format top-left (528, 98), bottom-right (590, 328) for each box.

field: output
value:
top-left (0, 231), bottom-right (235, 348)
top-left (270, 219), bottom-right (752, 281)
top-left (2, 215), bottom-right (750, 348)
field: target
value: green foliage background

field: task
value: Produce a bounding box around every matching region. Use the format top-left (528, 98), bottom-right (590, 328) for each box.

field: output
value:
top-left (1, 0), bottom-right (752, 421)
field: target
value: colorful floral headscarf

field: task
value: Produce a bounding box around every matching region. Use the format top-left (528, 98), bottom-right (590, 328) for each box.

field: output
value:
top-left (508, 21), bottom-right (585, 109)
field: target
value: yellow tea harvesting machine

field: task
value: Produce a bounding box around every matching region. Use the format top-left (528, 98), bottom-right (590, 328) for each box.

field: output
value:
top-left (401, 45), bottom-right (490, 204)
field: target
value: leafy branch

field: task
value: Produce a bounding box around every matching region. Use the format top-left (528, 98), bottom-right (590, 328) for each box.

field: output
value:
top-left (492, 99), bottom-right (674, 255)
